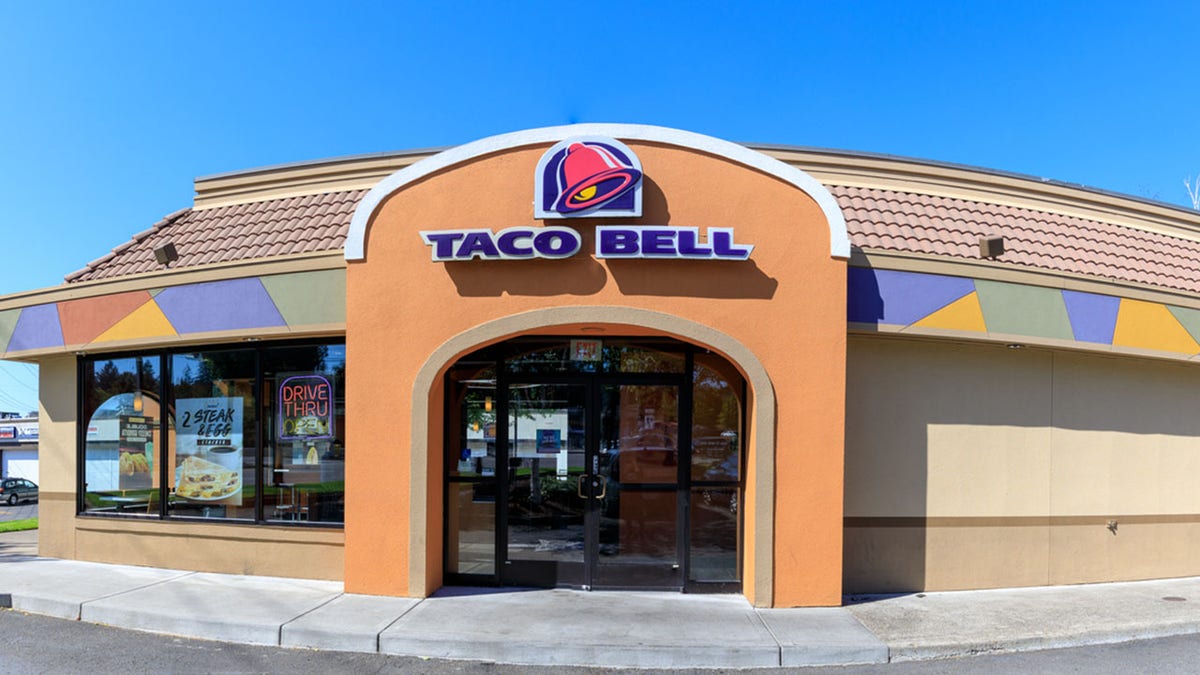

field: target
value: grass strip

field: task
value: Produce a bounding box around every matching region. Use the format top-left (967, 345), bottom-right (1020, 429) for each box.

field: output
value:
top-left (0, 518), bottom-right (37, 533)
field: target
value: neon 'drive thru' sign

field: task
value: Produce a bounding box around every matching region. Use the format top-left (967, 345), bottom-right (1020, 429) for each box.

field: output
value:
top-left (417, 136), bottom-right (754, 262)
top-left (278, 374), bottom-right (335, 440)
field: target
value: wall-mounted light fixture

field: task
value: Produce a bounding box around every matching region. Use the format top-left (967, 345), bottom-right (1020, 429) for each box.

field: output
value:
top-left (153, 242), bottom-right (179, 267)
top-left (979, 236), bottom-right (1005, 259)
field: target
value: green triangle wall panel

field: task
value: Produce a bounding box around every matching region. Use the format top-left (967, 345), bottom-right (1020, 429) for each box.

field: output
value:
top-left (0, 309), bottom-right (20, 353)
top-left (260, 270), bottom-right (347, 327)
top-left (975, 280), bottom-right (1074, 340)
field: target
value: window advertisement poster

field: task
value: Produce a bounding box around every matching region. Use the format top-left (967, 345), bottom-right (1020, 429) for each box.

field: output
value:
top-left (175, 397), bottom-right (243, 504)
top-left (118, 415), bottom-right (154, 490)
top-left (512, 409), bottom-right (570, 458)
top-left (278, 373), bottom-right (335, 465)
top-left (536, 428), bottom-right (562, 454)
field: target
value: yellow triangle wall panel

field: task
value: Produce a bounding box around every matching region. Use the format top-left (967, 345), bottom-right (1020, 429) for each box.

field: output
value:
top-left (913, 291), bottom-right (987, 333)
top-left (1112, 299), bottom-right (1200, 354)
top-left (92, 299), bottom-right (177, 343)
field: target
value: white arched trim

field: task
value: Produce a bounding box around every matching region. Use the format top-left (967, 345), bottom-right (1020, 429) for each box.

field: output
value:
top-left (345, 123), bottom-right (850, 261)
top-left (408, 306), bottom-right (777, 606)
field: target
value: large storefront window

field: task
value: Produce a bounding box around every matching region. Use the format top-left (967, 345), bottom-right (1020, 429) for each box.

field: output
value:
top-left (168, 349), bottom-right (256, 520)
top-left (78, 340), bottom-right (345, 526)
top-left (263, 344), bottom-right (346, 524)
top-left (82, 356), bottom-right (163, 516)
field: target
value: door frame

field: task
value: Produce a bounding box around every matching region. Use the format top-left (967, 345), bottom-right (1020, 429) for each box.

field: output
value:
top-left (442, 336), bottom-right (745, 594)
top-left (498, 372), bottom-right (687, 590)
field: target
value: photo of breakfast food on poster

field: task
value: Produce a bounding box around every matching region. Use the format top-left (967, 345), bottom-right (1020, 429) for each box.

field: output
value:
top-left (118, 415), bottom-right (154, 491)
top-left (174, 397), bottom-right (243, 504)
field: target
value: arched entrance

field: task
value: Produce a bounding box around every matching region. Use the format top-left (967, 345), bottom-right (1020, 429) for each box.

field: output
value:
top-left (343, 123), bottom-right (848, 607)
top-left (444, 336), bottom-right (745, 592)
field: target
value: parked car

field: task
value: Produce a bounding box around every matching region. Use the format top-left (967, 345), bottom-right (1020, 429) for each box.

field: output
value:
top-left (0, 478), bottom-right (37, 505)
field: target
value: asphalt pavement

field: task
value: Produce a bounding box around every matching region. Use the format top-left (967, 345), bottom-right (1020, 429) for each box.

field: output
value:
top-left (0, 500), bottom-right (37, 522)
top-left (2, 528), bottom-right (1200, 669)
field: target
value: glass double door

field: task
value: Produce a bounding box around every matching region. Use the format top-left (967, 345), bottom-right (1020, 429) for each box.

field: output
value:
top-left (502, 378), bottom-right (682, 589)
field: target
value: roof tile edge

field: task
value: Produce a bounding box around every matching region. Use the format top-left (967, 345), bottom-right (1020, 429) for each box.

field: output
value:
top-left (192, 148), bottom-right (446, 210)
top-left (63, 208), bottom-right (191, 283)
top-left (191, 141), bottom-right (1200, 242)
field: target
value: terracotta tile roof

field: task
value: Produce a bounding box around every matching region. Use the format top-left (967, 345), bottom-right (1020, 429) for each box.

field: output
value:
top-left (64, 190), bottom-right (366, 283)
top-left (65, 181), bottom-right (1200, 297)
top-left (835, 185), bottom-right (1200, 295)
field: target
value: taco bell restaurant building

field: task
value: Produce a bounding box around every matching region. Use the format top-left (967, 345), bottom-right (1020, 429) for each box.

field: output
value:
top-left (7, 124), bottom-right (1200, 607)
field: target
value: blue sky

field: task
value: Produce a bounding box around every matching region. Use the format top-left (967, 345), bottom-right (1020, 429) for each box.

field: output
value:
top-left (1, 1), bottom-right (1197, 412)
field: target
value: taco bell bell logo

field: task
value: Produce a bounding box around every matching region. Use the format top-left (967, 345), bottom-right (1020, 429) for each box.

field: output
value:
top-left (534, 137), bottom-right (643, 218)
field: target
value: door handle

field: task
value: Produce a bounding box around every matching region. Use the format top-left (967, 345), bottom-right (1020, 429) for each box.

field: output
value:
top-left (577, 475), bottom-right (608, 498)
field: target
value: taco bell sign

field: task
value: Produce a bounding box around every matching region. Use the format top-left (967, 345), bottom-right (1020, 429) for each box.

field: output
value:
top-left (418, 135), bottom-right (754, 262)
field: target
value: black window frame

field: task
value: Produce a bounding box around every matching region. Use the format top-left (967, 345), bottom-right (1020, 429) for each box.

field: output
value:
top-left (75, 337), bottom-right (346, 529)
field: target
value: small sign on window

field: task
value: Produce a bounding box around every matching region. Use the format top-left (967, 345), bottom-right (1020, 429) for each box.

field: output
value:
top-left (537, 429), bottom-right (562, 454)
top-left (570, 339), bottom-right (602, 362)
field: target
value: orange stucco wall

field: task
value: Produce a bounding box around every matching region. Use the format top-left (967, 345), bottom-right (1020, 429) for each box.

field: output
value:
top-left (344, 141), bottom-right (846, 606)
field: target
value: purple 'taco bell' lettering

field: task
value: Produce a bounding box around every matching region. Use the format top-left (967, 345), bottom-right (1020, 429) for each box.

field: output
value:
top-left (420, 227), bottom-right (583, 261)
top-left (595, 227), bottom-right (754, 260)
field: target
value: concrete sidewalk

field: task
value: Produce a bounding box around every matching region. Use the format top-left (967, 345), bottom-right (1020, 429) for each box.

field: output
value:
top-left (846, 578), bottom-right (1200, 662)
top-left (1, 532), bottom-right (1198, 668)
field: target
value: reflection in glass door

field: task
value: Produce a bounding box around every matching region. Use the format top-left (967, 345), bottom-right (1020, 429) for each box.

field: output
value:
top-left (503, 382), bottom-right (681, 588)
top-left (595, 384), bottom-right (681, 588)
top-left (503, 384), bottom-right (588, 587)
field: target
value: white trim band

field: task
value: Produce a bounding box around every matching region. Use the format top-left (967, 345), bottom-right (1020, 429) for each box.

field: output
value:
top-left (344, 123), bottom-right (850, 261)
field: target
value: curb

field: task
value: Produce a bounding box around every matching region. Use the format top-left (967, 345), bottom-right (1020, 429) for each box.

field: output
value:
top-left (887, 622), bottom-right (1200, 663)
top-left (6, 553), bottom-right (1200, 669)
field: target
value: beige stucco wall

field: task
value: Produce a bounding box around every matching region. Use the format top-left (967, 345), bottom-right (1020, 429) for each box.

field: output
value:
top-left (35, 355), bottom-right (345, 579)
top-left (845, 336), bottom-right (1200, 593)
top-left (38, 355), bottom-right (79, 558)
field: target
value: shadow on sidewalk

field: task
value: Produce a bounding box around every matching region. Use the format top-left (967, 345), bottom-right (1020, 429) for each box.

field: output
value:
top-left (0, 529), bottom-right (39, 562)
top-left (842, 591), bottom-right (923, 606)
top-left (430, 586), bottom-right (546, 598)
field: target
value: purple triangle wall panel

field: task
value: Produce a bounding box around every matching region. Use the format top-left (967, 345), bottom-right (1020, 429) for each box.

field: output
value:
top-left (7, 304), bottom-right (64, 352)
top-left (848, 267), bottom-right (976, 327)
top-left (154, 278), bottom-right (286, 335)
top-left (1061, 290), bottom-right (1121, 344)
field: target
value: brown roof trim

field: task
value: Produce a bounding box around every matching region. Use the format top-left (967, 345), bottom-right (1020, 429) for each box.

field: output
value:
top-left (65, 190), bottom-right (363, 283)
top-left (194, 147), bottom-right (450, 183)
top-left (750, 143), bottom-right (1200, 221)
top-left (64, 208), bottom-right (191, 283)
